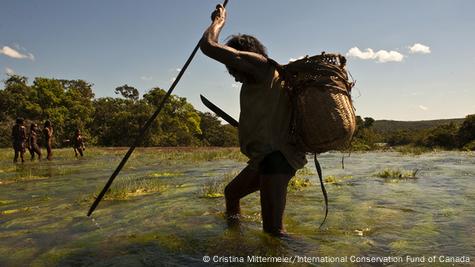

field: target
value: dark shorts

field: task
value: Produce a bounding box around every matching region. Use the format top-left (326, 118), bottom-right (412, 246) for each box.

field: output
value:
top-left (259, 151), bottom-right (296, 176)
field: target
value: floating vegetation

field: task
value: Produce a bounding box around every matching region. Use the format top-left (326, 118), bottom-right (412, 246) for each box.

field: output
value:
top-left (0, 171), bottom-right (49, 185)
top-left (148, 172), bottom-right (183, 178)
top-left (0, 200), bottom-right (15, 205)
top-left (0, 166), bottom-right (17, 173)
top-left (288, 167), bottom-right (314, 192)
top-left (288, 176), bottom-right (312, 192)
top-left (200, 170), bottom-right (239, 198)
top-left (376, 168), bottom-right (419, 179)
top-left (0, 147), bottom-right (473, 266)
top-left (296, 167), bottom-right (315, 176)
top-left (14, 174), bottom-right (49, 182)
top-left (354, 227), bottom-right (371, 236)
top-left (0, 207), bottom-right (30, 215)
top-left (324, 175), bottom-right (353, 185)
top-left (395, 145), bottom-right (431, 155)
top-left (101, 176), bottom-right (166, 200)
top-left (201, 179), bottom-right (225, 198)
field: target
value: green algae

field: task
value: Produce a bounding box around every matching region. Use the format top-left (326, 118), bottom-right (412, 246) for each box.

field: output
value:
top-left (148, 171), bottom-right (183, 178)
top-left (375, 168), bottom-right (419, 179)
top-left (0, 149), bottom-right (474, 266)
top-left (324, 175), bottom-right (353, 184)
top-left (0, 200), bottom-right (15, 205)
top-left (200, 169), bottom-right (239, 198)
top-left (100, 176), bottom-right (166, 200)
top-left (288, 176), bottom-right (312, 192)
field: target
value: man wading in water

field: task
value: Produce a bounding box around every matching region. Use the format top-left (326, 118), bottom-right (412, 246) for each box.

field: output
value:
top-left (200, 4), bottom-right (307, 236)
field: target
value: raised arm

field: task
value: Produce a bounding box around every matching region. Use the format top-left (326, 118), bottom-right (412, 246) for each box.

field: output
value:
top-left (200, 4), bottom-right (269, 82)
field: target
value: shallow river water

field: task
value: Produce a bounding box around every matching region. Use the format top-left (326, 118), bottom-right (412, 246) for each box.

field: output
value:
top-left (0, 148), bottom-right (474, 266)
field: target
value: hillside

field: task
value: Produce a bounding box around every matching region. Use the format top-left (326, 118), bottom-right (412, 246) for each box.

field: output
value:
top-left (372, 118), bottom-right (465, 133)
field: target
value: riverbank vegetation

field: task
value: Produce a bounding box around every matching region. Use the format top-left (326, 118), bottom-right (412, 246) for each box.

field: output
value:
top-left (1, 75), bottom-right (474, 152)
top-left (0, 75), bottom-right (238, 148)
top-left (350, 115), bottom-right (475, 152)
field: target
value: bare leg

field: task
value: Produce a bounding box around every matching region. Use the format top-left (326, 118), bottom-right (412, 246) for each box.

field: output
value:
top-left (34, 145), bottom-right (42, 160)
top-left (224, 166), bottom-right (260, 218)
top-left (13, 149), bottom-right (19, 163)
top-left (29, 148), bottom-right (35, 160)
top-left (46, 143), bottom-right (52, 160)
top-left (259, 173), bottom-right (293, 236)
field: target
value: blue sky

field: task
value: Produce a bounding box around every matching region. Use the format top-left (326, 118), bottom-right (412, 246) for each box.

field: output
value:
top-left (1, 0), bottom-right (474, 121)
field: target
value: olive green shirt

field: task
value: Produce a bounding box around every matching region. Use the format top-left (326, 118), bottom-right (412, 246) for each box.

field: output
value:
top-left (239, 66), bottom-right (307, 171)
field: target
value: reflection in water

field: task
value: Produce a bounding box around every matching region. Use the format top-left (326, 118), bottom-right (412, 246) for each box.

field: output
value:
top-left (0, 150), bottom-right (474, 266)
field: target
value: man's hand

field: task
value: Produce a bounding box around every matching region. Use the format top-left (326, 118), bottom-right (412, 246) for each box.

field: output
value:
top-left (211, 4), bottom-right (226, 24)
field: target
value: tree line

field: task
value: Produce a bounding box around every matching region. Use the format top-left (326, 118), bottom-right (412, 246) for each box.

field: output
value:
top-left (352, 115), bottom-right (475, 151)
top-left (0, 75), bottom-right (238, 148)
top-left (1, 74), bottom-right (473, 151)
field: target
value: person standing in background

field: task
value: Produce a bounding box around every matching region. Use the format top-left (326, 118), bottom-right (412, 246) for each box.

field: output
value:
top-left (12, 118), bottom-right (27, 163)
top-left (28, 123), bottom-right (42, 160)
top-left (72, 128), bottom-right (85, 157)
top-left (43, 120), bottom-right (54, 160)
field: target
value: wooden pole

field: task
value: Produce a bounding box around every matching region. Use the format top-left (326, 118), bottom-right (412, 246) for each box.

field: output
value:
top-left (87, 0), bottom-right (229, 216)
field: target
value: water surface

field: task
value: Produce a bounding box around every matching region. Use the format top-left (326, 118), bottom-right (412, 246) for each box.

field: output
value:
top-left (0, 149), bottom-right (474, 266)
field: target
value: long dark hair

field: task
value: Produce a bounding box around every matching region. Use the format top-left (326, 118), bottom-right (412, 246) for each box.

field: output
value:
top-left (225, 34), bottom-right (268, 57)
top-left (225, 34), bottom-right (268, 81)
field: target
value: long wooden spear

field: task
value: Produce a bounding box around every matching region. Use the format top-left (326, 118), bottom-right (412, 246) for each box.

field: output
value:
top-left (87, 0), bottom-right (229, 216)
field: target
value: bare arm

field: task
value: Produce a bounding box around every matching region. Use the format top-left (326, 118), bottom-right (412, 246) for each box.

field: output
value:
top-left (200, 4), bottom-right (268, 81)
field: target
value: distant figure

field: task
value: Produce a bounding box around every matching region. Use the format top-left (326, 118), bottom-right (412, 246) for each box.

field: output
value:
top-left (12, 118), bottom-right (27, 163)
top-left (72, 129), bottom-right (85, 157)
top-left (28, 123), bottom-right (42, 160)
top-left (43, 120), bottom-right (54, 160)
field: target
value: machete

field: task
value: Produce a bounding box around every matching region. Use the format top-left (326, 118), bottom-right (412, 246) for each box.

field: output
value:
top-left (200, 94), bottom-right (239, 128)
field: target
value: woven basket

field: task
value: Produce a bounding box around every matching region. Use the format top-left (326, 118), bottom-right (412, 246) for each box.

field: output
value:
top-left (282, 52), bottom-right (356, 153)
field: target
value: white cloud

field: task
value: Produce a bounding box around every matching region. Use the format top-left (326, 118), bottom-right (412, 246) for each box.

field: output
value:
top-left (231, 83), bottom-right (240, 88)
top-left (346, 47), bottom-right (404, 63)
top-left (140, 76), bottom-right (152, 81)
top-left (5, 67), bottom-right (15, 75)
top-left (176, 68), bottom-right (181, 72)
top-left (0, 46), bottom-right (34, 60)
top-left (409, 43), bottom-right (431, 54)
top-left (170, 77), bottom-right (176, 82)
top-left (418, 105), bottom-right (428, 111)
top-left (289, 56), bottom-right (305, 62)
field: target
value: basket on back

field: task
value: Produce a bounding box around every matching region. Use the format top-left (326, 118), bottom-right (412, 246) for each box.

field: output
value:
top-left (279, 52), bottom-right (356, 154)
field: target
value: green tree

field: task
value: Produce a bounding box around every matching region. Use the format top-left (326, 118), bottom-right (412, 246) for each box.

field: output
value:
top-left (115, 84), bottom-right (139, 101)
top-left (422, 123), bottom-right (459, 149)
top-left (458, 114), bottom-right (475, 147)
top-left (143, 87), bottom-right (201, 146)
top-left (61, 79), bottom-right (96, 144)
top-left (90, 97), bottom-right (152, 146)
top-left (198, 112), bottom-right (238, 146)
top-left (1, 75), bottom-right (41, 120)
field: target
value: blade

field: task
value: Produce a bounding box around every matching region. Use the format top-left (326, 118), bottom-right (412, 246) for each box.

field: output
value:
top-left (200, 94), bottom-right (239, 128)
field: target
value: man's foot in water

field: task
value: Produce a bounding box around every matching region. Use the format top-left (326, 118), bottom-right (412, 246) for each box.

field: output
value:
top-left (226, 213), bottom-right (241, 229)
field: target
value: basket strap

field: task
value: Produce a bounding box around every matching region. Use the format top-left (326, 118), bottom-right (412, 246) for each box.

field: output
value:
top-left (314, 153), bottom-right (328, 229)
top-left (266, 57), bottom-right (285, 77)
